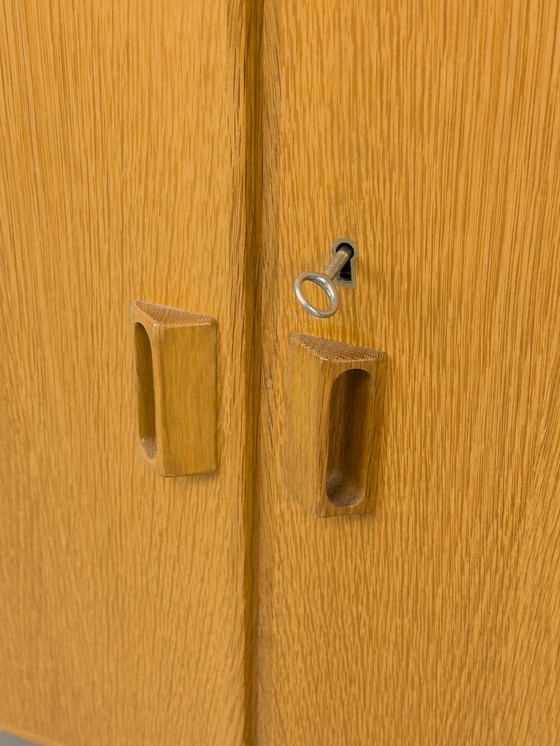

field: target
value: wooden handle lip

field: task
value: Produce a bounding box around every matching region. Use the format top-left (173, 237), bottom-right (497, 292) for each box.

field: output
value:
top-left (291, 332), bottom-right (386, 364)
top-left (131, 299), bottom-right (216, 328)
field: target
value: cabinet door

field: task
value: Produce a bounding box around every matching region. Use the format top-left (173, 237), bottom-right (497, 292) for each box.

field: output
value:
top-left (0, 2), bottom-right (256, 744)
top-left (257, 1), bottom-right (560, 744)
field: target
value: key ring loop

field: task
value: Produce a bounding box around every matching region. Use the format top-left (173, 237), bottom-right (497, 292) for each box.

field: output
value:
top-left (294, 272), bottom-right (339, 318)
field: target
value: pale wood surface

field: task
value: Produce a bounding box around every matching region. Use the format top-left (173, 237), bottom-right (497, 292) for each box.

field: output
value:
top-left (0, 1), bottom-right (258, 744)
top-left (131, 301), bottom-right (217, 476)
top-left (258, 0), bottom-right (560, 744)
top-left (285, 334), bottom-right (386, 517)
top-left (3, 1), bottom-right (560, 744)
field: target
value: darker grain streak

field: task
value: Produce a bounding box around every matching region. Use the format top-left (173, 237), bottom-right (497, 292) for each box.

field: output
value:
top-left (239, 0), bottom-right (264, 744)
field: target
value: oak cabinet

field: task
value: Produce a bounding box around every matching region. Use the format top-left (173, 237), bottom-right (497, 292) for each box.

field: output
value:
top-left (1, 1), bottom-right (559, 745)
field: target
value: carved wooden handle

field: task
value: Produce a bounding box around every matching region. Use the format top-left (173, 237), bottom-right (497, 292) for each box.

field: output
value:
top-left (130, 301), bottom-right (217, 476)
top-left (285, 333), bottom-right (387, 516)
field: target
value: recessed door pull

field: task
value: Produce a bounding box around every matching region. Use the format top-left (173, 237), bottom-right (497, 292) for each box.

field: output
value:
top-left (130, 301), bottom-right (217, 476)
top-left (285, 333), bottom-right (386, 516)
top-left (294, 238), bottom-right (358, 318)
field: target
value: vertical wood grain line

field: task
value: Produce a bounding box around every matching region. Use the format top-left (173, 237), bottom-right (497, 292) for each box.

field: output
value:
top-left (237, 0), bottom-right (263, 743)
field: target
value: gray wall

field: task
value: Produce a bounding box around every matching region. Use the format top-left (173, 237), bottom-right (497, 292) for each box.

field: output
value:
top-left (0, 735), bottom-right (34, 745)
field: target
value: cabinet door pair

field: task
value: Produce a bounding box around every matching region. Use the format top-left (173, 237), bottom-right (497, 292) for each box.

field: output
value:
top-left (1, 2), bottom-right (559, 745)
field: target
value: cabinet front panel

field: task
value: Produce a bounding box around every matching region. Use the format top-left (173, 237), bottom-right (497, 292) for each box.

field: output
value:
top-left (0, 2), bottom-right (254, 744)
top-left (258, 1), bottom-right (560, 743)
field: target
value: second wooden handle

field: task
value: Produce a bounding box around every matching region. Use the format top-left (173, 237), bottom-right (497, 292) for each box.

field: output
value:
top-left (285, 333), bottom-right (387, 517)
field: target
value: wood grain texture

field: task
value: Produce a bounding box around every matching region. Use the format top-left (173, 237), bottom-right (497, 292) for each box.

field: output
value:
top-left (131, 301), bottom-right (217, 476)
top-left (285, 334), bottom-right (386, 516)
top-left (258, 0), bottom-right (560, 743)
top-left (0, 1), bottom-right (259, 744)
